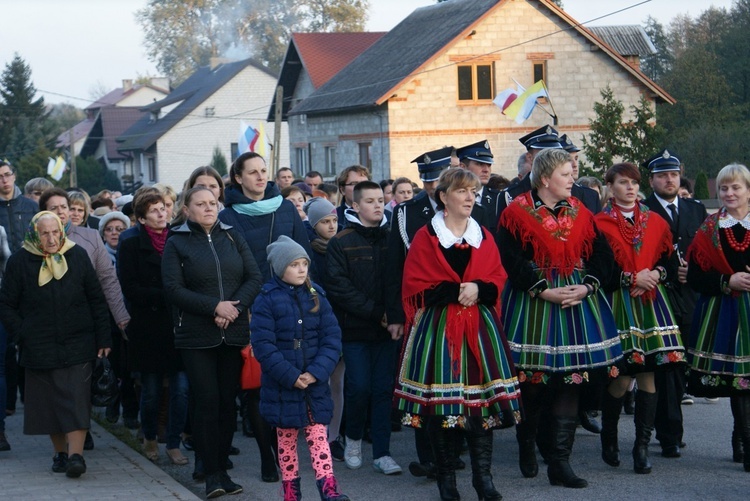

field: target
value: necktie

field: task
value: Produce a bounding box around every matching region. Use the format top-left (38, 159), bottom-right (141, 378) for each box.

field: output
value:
top-left (667, 203), bottom-right (679, 241)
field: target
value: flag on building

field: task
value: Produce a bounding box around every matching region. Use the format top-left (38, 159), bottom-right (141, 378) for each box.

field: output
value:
top-left (493, 85), bottom-right (521, 114)
top-left (238, 121), bottom-right (270, 158)
top-left (46, 156), bottom-right (66, 181)
top-left (502, 80), bottom-right (549, 124)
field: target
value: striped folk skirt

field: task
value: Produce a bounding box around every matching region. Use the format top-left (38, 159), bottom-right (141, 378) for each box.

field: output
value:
top-left (607, 284), bottom-right (685, 374)
top-left (502, 269), bottom-right (623, 386)
top-left (687, 292), bottom-right (750, 397)
top-left (394, 304), bottom-right (522, 430)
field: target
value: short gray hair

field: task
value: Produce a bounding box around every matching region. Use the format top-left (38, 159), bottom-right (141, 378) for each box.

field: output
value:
top-left (24, 177), bottom-right (54, 195)
top-left (531, 148), bottom-right (572, 189)
top-left (716, 163), bottom-right (750, 195)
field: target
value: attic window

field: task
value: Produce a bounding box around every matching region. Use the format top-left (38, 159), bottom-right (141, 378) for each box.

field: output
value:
top-left (457, 64), bottom-right (493, 103)
top-left (205, 106), bottom-right (216, 117)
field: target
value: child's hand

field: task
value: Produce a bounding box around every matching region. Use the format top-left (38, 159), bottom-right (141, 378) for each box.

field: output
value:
top-left (299, 372), bottom-right (317, 385)
top-left (294, 376), bottom-right (308, 389)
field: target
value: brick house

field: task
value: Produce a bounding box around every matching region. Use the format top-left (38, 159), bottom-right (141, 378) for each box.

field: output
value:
top-left (278, 0), bottom-right (674, 182)
top-left (118, 58), bottom-right (289, 191)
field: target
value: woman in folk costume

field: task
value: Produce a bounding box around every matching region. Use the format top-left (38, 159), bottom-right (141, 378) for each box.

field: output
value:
top-left (594, 163), bottom-right (684, 475)
top-left (497, 148), bottom-right (622, 489)
top-left (686, 163), bottom-right (750, 473)
top-left (394, 168), bottom-right (521, 501)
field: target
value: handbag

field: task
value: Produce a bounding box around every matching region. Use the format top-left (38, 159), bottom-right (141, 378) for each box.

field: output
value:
top-left (91, 356), bottom-right (119, 407)
top-left (240, 345), bottom-right (262, 390)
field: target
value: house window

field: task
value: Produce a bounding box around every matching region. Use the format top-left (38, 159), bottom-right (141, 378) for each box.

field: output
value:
top-left (324, 146), bottom-right (337, 176)
top-left (532, 61), bottom-right (547, 86)
top-left (230, 142), bottom-right (238, 162)
top-left (457, 64), bottom-right (493, 102)
top-left (358, 142), bottom-right (372, 170)
top-left (148, 157), bottom-right (156, 182)
top-left (295, 147), bottom-right (309, 176)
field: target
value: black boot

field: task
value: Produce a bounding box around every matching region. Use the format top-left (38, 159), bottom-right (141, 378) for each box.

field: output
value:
top-left (468, 429), bottom-right (501, 501)
top-left (547, 416), bottom-right (588, 488)
top-left (430, 429), bottom-right (460, 501)
top-left (516, 418), bottom-right (538, 478)
top-left (239, 390), bottom-right (253, 437)
top-left (536, 413), bottom-right (554, 464)
top-left (735, 394), bottom-right (750, 472)
top-left (731, 396), bottom-right (745, 463)
top-left (600, 391), bottom-right (624, 467)
top-left (633, 391), bottom-right (657, 474)
top-left (623, 390), bottom-right (635, 415)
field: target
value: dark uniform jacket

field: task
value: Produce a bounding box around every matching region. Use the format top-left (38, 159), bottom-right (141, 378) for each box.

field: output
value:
top-left (0, 186), bottom-right (38, 253)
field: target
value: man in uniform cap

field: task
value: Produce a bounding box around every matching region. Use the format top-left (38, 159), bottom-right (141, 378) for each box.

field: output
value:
top-left (642, 149), bottom-right (707, 459)
top-left (456, 140), bottom-right (502, 231)
top-left (560, 134), bottom-right (581, 180)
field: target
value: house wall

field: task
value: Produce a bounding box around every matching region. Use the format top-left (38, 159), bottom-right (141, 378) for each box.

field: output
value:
top-left (385, 0), bottom-right (655, 181)
top-left (155, 66), bottom-right (289, 190)
top-left (117, 88), bottom-right (169, 108)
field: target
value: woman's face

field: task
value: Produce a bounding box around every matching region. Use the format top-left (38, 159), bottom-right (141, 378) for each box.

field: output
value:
top-left (286, 191), bottom-right (306, 220)
top-left (46, 196), bottom-right (69, 226)
top-left (37, 218), bottom-right (62, 254)
top-left (103, 219), bottom-right (127, 248)
top-left (608, 174), bottom-right (639, 207)
top-left (163, 197), bottom-right (175, 221)
top-left (69, 202), bottom-right (86, 226)
top-left (314, 215), bottom-right (338, 241)
top-left (541, 161), bottom-right (574, 202)
top-left (440, 184), bottom-right (477, 219)
top-left (139, 202), bottom-right (167, 230)
top-left (194, 174), bottom-right (222, 201)
top-left (235, 157), bottom-right (268, 200)
top-left (185, 190), bottom-right (218, 230)
top-left (383, 184), bottom-right (393, 204)
top-left (393, 182), bottom-right (413, 205)
top-left (719, 178), bottom-right (750, 214)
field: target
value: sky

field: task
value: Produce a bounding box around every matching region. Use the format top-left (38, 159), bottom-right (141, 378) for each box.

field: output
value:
top-left (0, 0), bottom-right (736, 107)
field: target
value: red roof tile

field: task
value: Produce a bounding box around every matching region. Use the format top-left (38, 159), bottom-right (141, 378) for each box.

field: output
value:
top-left (292, 32), bottom-right (386, 89)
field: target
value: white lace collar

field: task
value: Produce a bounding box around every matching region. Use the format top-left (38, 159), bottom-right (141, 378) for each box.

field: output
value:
top-left (431, 211), bottom-right (482, 249)
top-left (719, 210), bottom-right (750, 230)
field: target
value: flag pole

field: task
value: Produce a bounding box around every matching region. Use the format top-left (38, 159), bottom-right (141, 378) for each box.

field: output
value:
top-left (541, 82), bottom-right (558, 125)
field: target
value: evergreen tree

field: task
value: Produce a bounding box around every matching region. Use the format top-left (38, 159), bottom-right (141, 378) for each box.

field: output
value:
top-left (14, 140), bottom-right (52, 187)
top-left (580, 85), bottom-right (626, 176)
top-left (693, 170), bottom-right (709, 200)
top-left (211, 145), bottom-right (228, 176)
top-left (0, 54), bottom-right (48, 159)
top-left (621, 95), bottom-right (666, 190)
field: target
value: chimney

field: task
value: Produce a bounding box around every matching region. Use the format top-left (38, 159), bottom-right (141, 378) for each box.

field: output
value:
top-left (122, 79), bottom-right (133, 92)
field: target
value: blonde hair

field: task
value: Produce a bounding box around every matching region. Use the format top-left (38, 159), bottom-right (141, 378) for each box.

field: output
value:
top-left (716, 163), bottom-right (750, 195)
top-left (531, 148), bottom-right (571, 189)
top-left (434, 168), bottom-right (481, 211)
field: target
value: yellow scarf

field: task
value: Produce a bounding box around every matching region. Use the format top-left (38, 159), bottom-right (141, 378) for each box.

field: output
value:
top-left (22, 211), bottom-right (76, 286)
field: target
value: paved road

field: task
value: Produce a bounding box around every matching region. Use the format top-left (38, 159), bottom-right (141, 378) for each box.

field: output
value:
top-left (1, 397), bottom-right (745, 500)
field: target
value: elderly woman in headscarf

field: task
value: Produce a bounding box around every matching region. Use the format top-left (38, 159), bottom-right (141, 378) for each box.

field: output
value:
top-left (0, 212), bottom-right (111, 478)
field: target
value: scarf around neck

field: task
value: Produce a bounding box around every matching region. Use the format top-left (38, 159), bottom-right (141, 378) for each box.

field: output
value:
top-left (22, 211), bottom-right (77, 286)
top-left (232, 195), bottom-right (283, 217)
top-left (144, 225), bottom-right (169, 256)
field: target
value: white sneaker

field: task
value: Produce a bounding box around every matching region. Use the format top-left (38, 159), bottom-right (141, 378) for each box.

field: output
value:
top-left (373, 455), bottom-right (402, 475)
top-left (344, 437), bottom-right (362, 469)
top-left (681, 394), bottom-right (694, 405)
top-left (704, 397), bottom-right (720, 403)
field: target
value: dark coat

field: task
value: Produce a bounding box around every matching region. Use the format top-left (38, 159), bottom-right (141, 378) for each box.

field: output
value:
top-left (325, 216), bottom-right (390, 342)
top-left (250, 276), bottom-right (341, 429)
top-left (0, 186), bottom-right (38, 253)
top-left (0, 245), bottom-right (111, 370)
top-left (497, 174), bottom-right (601, 219)
top-left (219, 182), bottom-right (313, 283)
top-left (162, 220), bottom-right (262, 349)
top-left (118, 226), bottom-right (180, 373)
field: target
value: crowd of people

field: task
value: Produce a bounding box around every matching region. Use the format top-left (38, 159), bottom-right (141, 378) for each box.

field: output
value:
top-left (0, 122), bottom-right (748, 501)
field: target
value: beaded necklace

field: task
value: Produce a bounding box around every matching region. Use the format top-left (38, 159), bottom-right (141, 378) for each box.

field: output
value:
top-left (612, 202), bottom-right (643, 250)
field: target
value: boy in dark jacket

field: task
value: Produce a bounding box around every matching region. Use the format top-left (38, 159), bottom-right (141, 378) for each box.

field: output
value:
top-left (325, 181), bottom-right (402, 476)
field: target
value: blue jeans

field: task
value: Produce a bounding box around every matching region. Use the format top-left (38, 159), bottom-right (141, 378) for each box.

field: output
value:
top-left (140, 371), bottom-right (189, 449)
top-left (0, 321), bottom-right (6, 433)
top-left (342, 340), bottom-right (398, 460)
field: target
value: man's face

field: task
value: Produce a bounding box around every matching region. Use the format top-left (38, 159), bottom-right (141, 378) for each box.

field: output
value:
top-left (0, 165), bottom-right (16, 198)
top-left (569, 152), bottom-right (580, 180)
top-left (340, 171), bottom-right (368, 206)
top-left (650, 171), bottom-right (680, 200)
top-left (305, 174), bottom-right (323, 190)
top-left (463, 160), bottom-right (492, 186)
top-left (275, 169), bottom-right (294, 189)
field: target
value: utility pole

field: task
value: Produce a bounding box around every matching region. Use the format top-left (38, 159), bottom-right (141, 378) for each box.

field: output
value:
top-left (69, 128), bottom-right (77, 187)
top-left (273, 85), bottom-right (283, 176)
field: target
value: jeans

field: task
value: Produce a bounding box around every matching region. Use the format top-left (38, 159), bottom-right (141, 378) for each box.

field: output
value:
top-left (140, 371), bottom-right (189, 449)
top-left (0, 321), bottom-right (6, 433)
top-left (342, 340), bottom-right (398, 460)
top-left (181, 344), bottom-right (242, 475)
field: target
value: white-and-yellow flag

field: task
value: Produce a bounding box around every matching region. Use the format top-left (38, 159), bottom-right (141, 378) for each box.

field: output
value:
top-left (47, 156), bottom-right (66, 181)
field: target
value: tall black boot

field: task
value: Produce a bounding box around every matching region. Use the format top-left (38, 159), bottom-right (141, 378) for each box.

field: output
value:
top-left (731, 396), bottom-right (745, 463)
top-left (633, 391), bottom-right (657, 474)
top-left (547, 416), bottom-right (587, 488)
top-left (516, 389), bottom-right (542, 478)
top-left (467, 429), bottom-right (501, 501)
top-left (600, 391), bottom-right (624, 467)
top-left (430, 429), bottom-right (460, 501)
top-left (536, 412), bottom-right (553, 464)
top-left (735, 394), bottom-right (750, 472)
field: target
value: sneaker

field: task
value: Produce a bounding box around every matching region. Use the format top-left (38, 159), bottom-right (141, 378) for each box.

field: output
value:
top-left (52, 452), bottom-right (69, 473)
top-left (330, 436), bottom-right (345, 462)
top-left (373, 455), bottom-right (402, 475)
top-left (681, 394), bottom-right (694, 405)
top-left (218, 471), bottom-right (243, 495)
top-left (66, 454), bottom-right (87, 478)
top-left (0, 432), bottom-right (10, 451)
top-left (344, 437), bottom-right (362, 469)
top-left (705, 397), bottom-right (720, 403)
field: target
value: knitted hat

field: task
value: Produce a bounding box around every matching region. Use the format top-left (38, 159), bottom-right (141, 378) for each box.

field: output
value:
top-left (304, 197), bottom-right (336, 229)
top-left (266, 235), bottom-right (310, 278)
top-left (98, 211), bottom-right (131, 239)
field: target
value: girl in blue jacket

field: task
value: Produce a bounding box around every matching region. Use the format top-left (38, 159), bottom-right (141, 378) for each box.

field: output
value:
top-left (250, 236), bottom-right (348, 501)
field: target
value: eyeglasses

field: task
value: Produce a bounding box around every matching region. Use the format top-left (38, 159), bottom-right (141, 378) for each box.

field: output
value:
top-left (104, 226), bottom-right (126, 233)
top-left (344, 182), bottom-right (359, 187)
top-left (0, 172), bottom-right (15, 180)
top-left (31, 191), bottom-right (42, 196)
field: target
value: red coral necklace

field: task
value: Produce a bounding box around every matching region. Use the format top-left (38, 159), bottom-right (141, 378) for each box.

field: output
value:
top-left (612, 203), bottom-right (642, 245)
top-left (724, 226), bottom-right (750, 252)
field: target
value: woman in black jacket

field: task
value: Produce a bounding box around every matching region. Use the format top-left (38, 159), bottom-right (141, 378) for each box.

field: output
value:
top-left (0, 211), bottom-right (110, 478)
top-left (118, 191), bottom-right (189, 466)
top-left (162, 187), bottom-right (262, 498)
